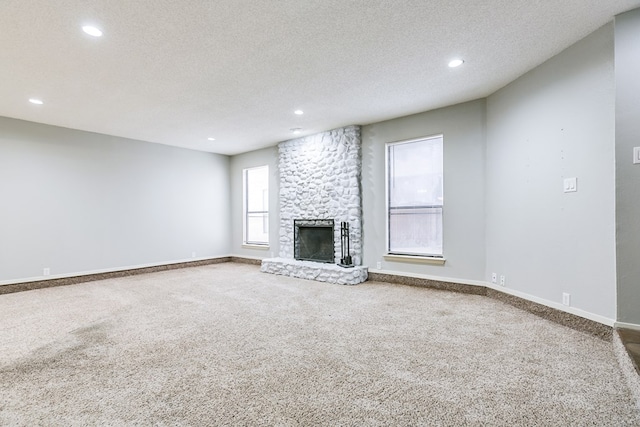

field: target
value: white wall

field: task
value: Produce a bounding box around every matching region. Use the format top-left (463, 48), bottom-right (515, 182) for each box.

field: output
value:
top-left (229, 146), bottom-right (280, 259)
top-left (0, 117), bottom-right (231, 283)
top-left (361, 100), bottom-right (487, 282)
top-left (615, 8), bottom-right (640, 325)
top-left (486, 24), bottom-right (616, 320)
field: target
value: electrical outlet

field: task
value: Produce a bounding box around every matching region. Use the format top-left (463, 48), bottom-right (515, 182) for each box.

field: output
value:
top-left (376, 261), bottom-right (382, 270)
top-left (43, 267), bottom-right (50, 276)
top-left (491, 273), bottom-right (497, 284)
top-left (191, 252), bottom-right (196, 258)
top-left (500, 275), bottom-right (506, 286)
top-left (563, 177), bottom-right (577, 193)
top-left (562, 293), bottom-right (571, 306)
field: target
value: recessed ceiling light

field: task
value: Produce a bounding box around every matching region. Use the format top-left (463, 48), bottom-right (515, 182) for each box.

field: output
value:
top-left (448, 59), bottom-right (464, 68)
top-left (291, 128), bottom-right (302, 135)
top-left (29, 98), bottom-right (43, 105)
top-left (82, 25), bottom-right (103, 37)
top-left (294, 110), bottom-right (304, 115)
top-left (207, 137), bottom-right (215, 141)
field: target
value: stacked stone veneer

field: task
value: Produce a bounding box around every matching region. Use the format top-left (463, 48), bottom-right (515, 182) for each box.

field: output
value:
top-left (261, 125), bottom-right (367, 285)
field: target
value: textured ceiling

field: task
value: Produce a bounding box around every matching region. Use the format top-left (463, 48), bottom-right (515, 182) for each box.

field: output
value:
top-left (1, 0), bottom-right (639, 155)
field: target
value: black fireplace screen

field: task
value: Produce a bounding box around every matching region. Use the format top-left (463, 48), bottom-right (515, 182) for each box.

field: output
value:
top-left (294, 219), bottom-right (334, 263)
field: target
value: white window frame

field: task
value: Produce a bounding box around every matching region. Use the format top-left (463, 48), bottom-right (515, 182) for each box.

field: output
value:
top-left (385, 135), bottom-right (444, 260)
top-left (243, 165), bottom-right (269, 247)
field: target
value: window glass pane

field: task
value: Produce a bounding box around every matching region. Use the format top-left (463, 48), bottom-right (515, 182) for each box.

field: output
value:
top-left (389, 207), bottom-right (442, 255)
top-left (389, 138), bottom-right (443, 207)
top-left (246, 212), bottom-right (269, 244)
top-left (244, 165), bottom-right (269, 245)
top-left (387, 136), bottom-right (443, 256)
top-left (246, 166), bottom-right (269, 211)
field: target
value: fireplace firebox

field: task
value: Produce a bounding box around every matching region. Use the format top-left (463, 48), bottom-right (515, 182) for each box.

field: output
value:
top-left (294, 219), bottom-right (334, 263)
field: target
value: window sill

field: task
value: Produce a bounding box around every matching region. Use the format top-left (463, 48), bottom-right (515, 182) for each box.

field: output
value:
top-left (384, 254), bottom-right (446, 265)
top-left (242, 244), bottom-right (270, 250)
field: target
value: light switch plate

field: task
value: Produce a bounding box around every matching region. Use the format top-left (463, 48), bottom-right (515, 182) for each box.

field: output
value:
top-left (563, 177), bottom-right (577, 193)
top-left (634, 147), bottom-right (640, 164)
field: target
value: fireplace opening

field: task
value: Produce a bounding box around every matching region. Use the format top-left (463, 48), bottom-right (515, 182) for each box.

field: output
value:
top-left (294, 219), bottom-right (334, 263)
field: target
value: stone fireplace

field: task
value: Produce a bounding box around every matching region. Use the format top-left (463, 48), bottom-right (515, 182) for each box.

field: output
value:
top-left (260, 125), bottom-right (368, 285)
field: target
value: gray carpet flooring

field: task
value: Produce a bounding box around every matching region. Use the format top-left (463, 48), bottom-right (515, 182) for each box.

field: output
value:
top-left (0, 263), bottom-right (638, 426)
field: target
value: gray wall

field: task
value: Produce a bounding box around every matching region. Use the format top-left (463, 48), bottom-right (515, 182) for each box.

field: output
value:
top-left (361, 100), bottom-right (487, 282)
top-left (229, 146), bottom-right (280, 259)
top-left (486, 24), bottom-right (616, 319)
top-left (615, 9), bottom-right (640, 324)
top-left (0, 117), bottom-right (230, 283)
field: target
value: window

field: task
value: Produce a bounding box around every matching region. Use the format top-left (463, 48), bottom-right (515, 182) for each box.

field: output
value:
top-left (386, 135), bottom-right (443, 257)
top-left (243, 165), bottom-right (269, 245)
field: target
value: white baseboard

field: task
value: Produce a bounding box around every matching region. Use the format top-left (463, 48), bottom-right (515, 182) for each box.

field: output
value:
top-left (615, 321), bottom-right (640, 331)
top-left (229, 254), bottom-right (267, 262)
top-left (368, 268), bottom-right (487, 288)
top-left (0, 255), bottom-right (232, 287)
top-left (2, 259), bottom-right (622, 330)
top-left (484, 282), bottom-right (615, 327)
top-left (369, 268), bottom-right (615, 327)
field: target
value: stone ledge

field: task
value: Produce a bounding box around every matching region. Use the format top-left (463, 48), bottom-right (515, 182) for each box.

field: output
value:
top-left (368, 272), bottom-right (485, 295)
top-left (486, 288), bottom-right (612, 341)
top-left (260, 257), bottom-right (368, 285)
top-left (230, 256), bottom-right (262, 266)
